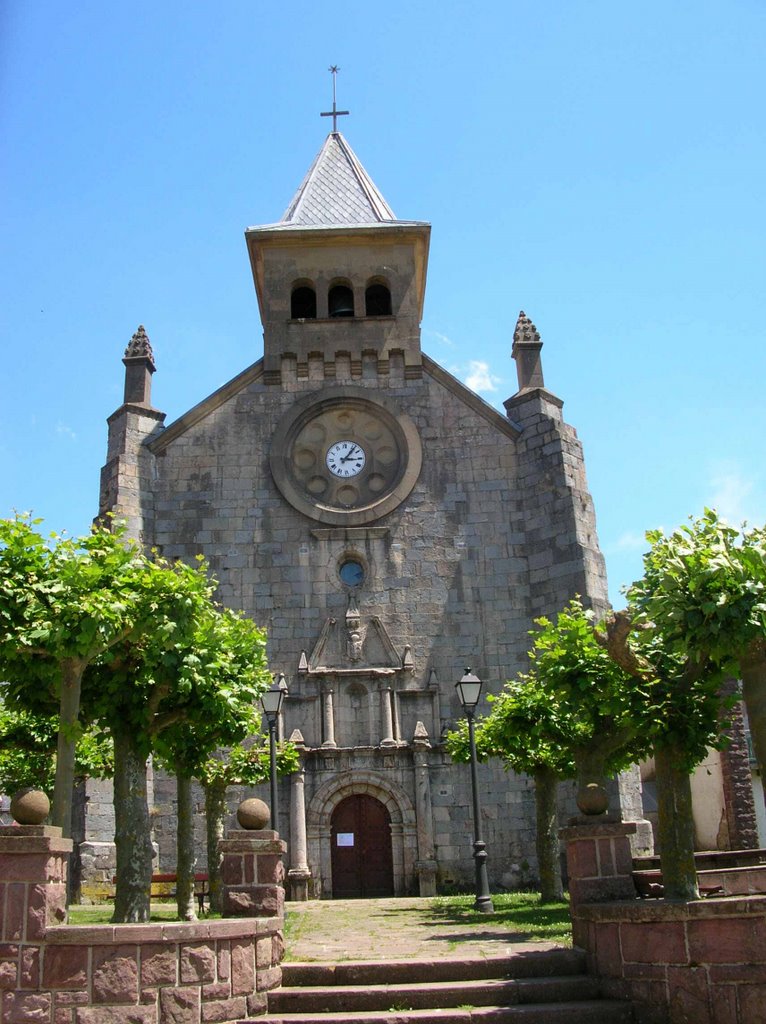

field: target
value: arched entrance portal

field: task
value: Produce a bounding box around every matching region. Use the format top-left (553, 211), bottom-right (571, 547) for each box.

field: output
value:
top-left (330, 794), bottom-right (394, 898)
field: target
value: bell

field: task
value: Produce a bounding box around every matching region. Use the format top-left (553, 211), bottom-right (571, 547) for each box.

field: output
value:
top-left (328, 287), bottom-right (355, 318)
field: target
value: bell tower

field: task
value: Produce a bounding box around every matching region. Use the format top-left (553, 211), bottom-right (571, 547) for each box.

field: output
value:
top-left (245, 131), bottom-right (430, 385)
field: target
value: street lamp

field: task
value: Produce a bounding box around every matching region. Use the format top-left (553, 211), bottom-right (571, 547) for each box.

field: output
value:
top-left (261, 675), bottom-right (287, 832)
top-left (455, 667), bottom-right (494, 914)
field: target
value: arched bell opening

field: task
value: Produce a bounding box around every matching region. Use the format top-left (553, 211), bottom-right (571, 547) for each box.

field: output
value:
top-left (328, 283), bottom-right (355, 318)
top-left (365, 282), bottom-right (392, 317)
top-left (291, 284), bottom-right (317, 319)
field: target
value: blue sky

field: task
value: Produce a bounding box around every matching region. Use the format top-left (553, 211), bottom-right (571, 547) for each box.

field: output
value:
top-left (1, 1), bottom-right (764, 607)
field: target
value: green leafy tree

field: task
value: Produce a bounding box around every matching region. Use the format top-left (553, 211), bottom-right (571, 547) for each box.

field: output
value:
top-left (596, 512), bottom-right (750, 899)
top-left (0, 516), bottom-right (147, 836)
top-left (0, 698), bottom-right (113, 797)
top-left (151, 607), bottom-right (273, 920)
top-left (625, 510), bottom-right (766, 786)
top-left (200, 740), bottom-right (300, 913)
top-left (87, 558), bottom-right (271, 923)
top-left (447, 600), bottom-right (650, 902)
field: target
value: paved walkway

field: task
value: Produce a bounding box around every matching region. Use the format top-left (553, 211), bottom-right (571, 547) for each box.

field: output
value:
top-left (283, 897), bottom-right (565, 962)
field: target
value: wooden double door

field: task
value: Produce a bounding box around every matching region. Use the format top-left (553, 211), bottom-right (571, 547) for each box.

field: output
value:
top-left (330, 794), bottom-right (394, 898)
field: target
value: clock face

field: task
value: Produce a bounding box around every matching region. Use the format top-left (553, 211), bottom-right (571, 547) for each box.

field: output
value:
top-left (270, 388), bottom-right (423, 526)
top-left (326, 440), bottom-right (366, 478)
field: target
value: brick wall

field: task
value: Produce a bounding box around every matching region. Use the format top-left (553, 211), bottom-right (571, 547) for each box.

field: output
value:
top-left (574, 896), bottom-right (766, 1024)
top-left (0, 824), bottom-right (283, 1024)
top-left (563, 820), bottom-right (766, 1023)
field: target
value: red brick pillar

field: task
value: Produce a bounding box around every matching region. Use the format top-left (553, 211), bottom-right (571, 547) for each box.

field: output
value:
top-left (220, 829), bottom-right (286, 919)
top-left (0, 824), bottom-right (72, 1020)
top-left (561, 821), bottom-right (637, 908)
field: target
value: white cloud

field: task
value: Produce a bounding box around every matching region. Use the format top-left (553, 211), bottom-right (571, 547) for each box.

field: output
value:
top-left (707, 463), bottom-right (756, 526)
top-left (426, 329), bottom-right (456, 349)
top-left (464, 360), bottom-right (501, 393)
top-left (56, 422), bottom-right (77, 442)
top-left (609, 530), bottom-right (649, 553)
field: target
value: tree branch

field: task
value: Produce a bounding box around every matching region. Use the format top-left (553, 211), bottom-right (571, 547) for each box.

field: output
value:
top-left (594, 610), bottom-right (653, 679)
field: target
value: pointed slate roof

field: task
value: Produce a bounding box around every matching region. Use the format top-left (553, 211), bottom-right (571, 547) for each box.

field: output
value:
top-left (280, 132), bottom-right (397, 227)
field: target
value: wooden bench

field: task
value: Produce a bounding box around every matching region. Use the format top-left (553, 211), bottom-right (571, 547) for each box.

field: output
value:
top-left (112, 872), bottom-right (210, 914)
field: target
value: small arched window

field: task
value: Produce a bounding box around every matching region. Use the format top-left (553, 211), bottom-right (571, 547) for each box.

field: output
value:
top-left (328, 284), bottom-right (355, 318)
top-left (291, 285), bottom-right (317, 319)
top-left (365, 283), bottom-right (392, 317)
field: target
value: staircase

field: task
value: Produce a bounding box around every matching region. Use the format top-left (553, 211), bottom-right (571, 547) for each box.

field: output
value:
top-left (247, 948), bottom-right (635, 1023)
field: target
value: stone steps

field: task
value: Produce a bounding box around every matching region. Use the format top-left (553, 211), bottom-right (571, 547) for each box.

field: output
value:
top-left (246, 951), bottom-right (635, 1024)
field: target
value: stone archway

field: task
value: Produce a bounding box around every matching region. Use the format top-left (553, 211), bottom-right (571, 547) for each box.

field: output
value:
top-left (306, 771), bottom-right (418, 897)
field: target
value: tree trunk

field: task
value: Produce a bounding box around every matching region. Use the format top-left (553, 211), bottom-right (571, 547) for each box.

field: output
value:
top-left (740, 640), bottom-right (766, 812)
top-left (176, 767), bottom-right (197, 921)
top-left (534, 767), bottom-right (563, 902)
top-left (205, 780), bottom-right (227, 914)
top-left (112, 728), bottom-right (153, 923)
top-left (655, 744), bottom-right (699, 900)
top-left (52, 658), bottom-right (84, 837)
top-left (67, 776), bottom-right (88, 905)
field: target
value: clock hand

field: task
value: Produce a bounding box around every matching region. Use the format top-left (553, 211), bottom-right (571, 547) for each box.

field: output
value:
top-left (340, 446), bottom-right (362, 463)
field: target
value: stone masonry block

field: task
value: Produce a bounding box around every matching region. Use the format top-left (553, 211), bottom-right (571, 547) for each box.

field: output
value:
top-left (565, 838), bottom-right (597, 879)
top-left (4, 884), bottom-right (25, 942)
top-left (230, 942), bottom-right (255, 996)
top-left (140, 944), bottom-right (178, 987)
top-left (667, 965), bottom-right (714, 1024)
top-left (179, 943), bottom-right (216, 984)
top-left (42, 944), bottom-right (89, 989)
top-left (2, 991), bottom-right (52, 1022)
top-left (620, 921), bottom-right (687, 965)
top-left (159, 986), bottom-right (200, 1024)
top-left (92, 945), bottom-right (140, 1004)
top-left (216, 944), bottom-right (230, 982)
top-left (200, 996), bottom-right (246, 1023)
top-left (687, 915), bottom-right (766, 964)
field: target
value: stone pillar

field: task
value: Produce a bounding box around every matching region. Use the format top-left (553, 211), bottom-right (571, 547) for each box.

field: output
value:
top-left (560, 821), bottom-right (638, 909)
top-left (0, 824), bottom-right (71, 1018)
top-left (321, 686), bottom-right (337, 748)
top-left (288, 767), bottom-right (311, 901)
top-left (412, 725), bottom-right (437, 896)
top-left (221, 829), bottom-right (287, 919)
top-left (380, 686), bottom-right (396, 747)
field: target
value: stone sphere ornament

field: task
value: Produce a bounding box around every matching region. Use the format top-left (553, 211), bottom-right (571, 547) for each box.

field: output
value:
top-left (237, 797), bottom-right (270, 830)
top-left (576, 783), bottom-right (609, 816)
top-left (10, 787), bottom-right (50, 825)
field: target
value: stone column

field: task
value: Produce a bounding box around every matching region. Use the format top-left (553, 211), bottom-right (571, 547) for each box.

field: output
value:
top-left (0, 824), bottom-right (71, 1020)
top-left (321, 686), bottom-right (336, 748)
top-left (288, 767), bottom-right (311, 901)
top-left (380, 686), bottom-right (396, 747)
top-left (560, 821), bottom-right (638, 909)
top-left (221, 829), bottom-right (287, 919)
top-left (412, 724), bottom-right (437, 896)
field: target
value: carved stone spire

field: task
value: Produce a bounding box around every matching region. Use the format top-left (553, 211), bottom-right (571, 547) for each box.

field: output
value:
top-left (122, 325), bottom-right (156, 406)
top-left (512, 310), bottom-right (545, 392)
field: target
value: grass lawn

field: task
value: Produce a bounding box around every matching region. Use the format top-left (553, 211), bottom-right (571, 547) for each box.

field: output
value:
top-left (429, 892), bottom-right (572, 945)
top-left (67, 903), bottom-right (196, 925)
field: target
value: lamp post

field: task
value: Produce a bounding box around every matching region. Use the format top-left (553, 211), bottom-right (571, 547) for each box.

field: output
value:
top-left (261, 675), bottom-right (287, 832)
top-left (455, 667), bottom-right (494, 914)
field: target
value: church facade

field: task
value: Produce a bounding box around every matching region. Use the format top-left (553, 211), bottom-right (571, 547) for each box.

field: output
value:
top-left (98, 131), bottom-right (625, 898)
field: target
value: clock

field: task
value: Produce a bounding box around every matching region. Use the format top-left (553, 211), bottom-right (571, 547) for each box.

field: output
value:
top-left (270, 386), bottom-right (422, 526)
top-left (326, 441), bottom-right (366, 478)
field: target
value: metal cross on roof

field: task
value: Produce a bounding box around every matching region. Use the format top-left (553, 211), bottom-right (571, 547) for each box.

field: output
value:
top-left (320, 65), bottom-right (349, 133)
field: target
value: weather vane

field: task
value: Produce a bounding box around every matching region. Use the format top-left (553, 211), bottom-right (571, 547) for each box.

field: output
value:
top-left (321, 65), bottom-right (349, 133)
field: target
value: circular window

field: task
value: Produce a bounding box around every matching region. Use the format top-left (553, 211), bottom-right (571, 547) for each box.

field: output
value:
top-left (339, 560), bottom-right (365, 587)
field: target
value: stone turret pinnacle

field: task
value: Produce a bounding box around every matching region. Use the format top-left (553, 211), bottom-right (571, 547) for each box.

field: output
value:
top-left (122, 325), bottom-right (156, 407)
top-left (512, 310), bottom-right (545, 392)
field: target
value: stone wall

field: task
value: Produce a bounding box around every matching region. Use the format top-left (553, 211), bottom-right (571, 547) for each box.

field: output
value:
top-left (574, 897), bottom-right (766, 1024)
top-left (0, 824), bottom-right (283, 1024)
top-left (563, 820), bottom-right (766, 1023)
